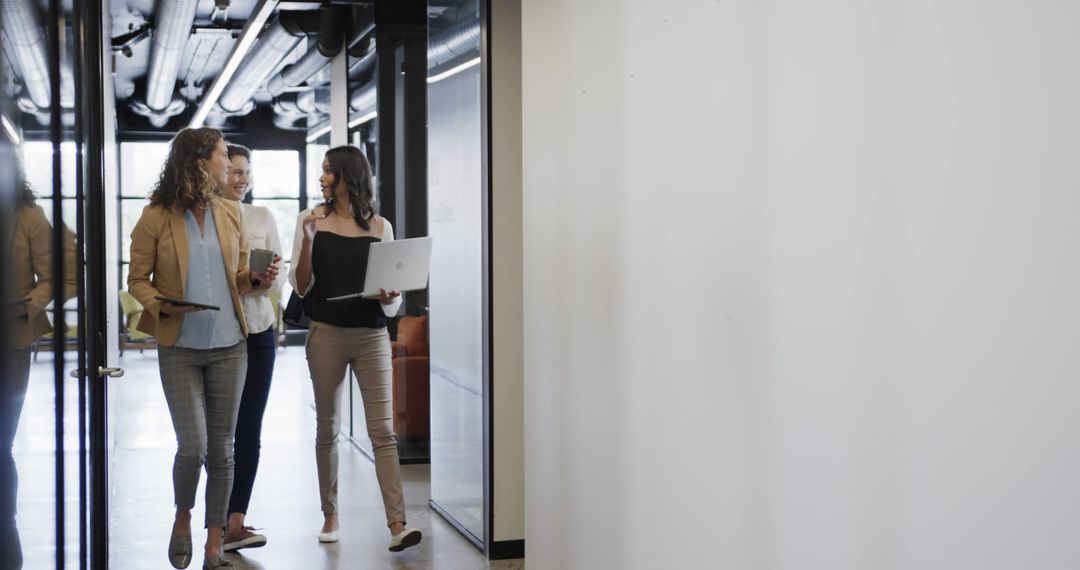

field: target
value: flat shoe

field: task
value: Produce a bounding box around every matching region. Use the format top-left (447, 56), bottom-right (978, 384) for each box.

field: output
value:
top-left (388, 527), bottom-right (422, 552)
top-left (168, 533), bottom-right (192, 569)
top-left (318, 529), bottom-right (339, 543)
top-left (203, 555), bottom-right (234, 569)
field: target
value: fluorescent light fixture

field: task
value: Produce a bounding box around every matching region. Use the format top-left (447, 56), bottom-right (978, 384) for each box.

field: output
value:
top-left (1, 113), bottom-right (20, 145)
top-left (306, 111), bottom-right (378, 143)
top-left (190, 0), bottom-right (278, 128)
top-left (347, 110), bottom-right (377, 128)
top-left (427, 57), bottom-right (481, 84)
top-left (305, 122), bottom-right (331, 143)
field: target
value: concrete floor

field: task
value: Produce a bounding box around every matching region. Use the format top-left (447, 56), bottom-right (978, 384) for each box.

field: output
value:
top-left (12, 347), bottom-right (524, 569)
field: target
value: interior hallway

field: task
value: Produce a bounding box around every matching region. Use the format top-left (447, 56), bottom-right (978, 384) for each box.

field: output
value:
top-left (15, 347), bottom-right (523, 569)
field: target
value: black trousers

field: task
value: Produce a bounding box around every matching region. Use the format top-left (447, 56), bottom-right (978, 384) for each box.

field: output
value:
top-left (228, 327), bottom-right (276, 516)
top-left (2, 348), bottom-right (30, 521)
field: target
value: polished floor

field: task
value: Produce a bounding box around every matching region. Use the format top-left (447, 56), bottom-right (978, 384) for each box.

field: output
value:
top-left (12, 347), bottom-right (523, 569)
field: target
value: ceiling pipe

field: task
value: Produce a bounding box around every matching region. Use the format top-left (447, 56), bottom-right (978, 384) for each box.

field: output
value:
top-left (144, 0), bottom-right (199, 112)
top-left (272, 90), bottom-right (316, 116)
top-left (347, 45), bottom-right (375, 81)
top-left (272, 113), bottom-right (307, 132)
top-left (188, 0), bottom-right (278, 128)
top-left (428, 18), bottom-right (480, 69)
top-left (265, 6), bottom-right (346, 98)
top-left (1, 0), bottom-right (59, 109)
top-left (341, 19), bottom-right (478, 117)
top-left (217, 10), bottom-right (323, 114)
top-left (348, 83), bottom-right (375, 115)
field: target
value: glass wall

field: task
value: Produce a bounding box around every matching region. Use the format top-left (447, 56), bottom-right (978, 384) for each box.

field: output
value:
top-left (1, 1), bottom-right (86, 564)
top-left (427, 0), bottom-right (485, 543)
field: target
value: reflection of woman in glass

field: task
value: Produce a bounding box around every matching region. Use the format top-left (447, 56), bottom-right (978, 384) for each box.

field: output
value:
top-left (219, 145), bottom-right (281, 552)
top-left (289, 145), bottom-right (421, 552)
top-left (127, 128), bottom-right (278, 570)
top-left (3, 175), bottom-right (53, 570)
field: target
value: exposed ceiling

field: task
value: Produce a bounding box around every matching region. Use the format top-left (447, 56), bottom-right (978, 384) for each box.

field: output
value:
top-left (2, 0), bottom-right (480, 144)
top-left (110, 0), bottom-right (358, 139)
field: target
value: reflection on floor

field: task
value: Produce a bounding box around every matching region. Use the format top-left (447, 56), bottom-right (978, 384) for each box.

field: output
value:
top-left (13, 347), bottom-right (524, 569)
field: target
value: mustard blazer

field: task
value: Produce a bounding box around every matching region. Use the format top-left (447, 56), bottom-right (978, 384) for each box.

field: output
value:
top-left (8, 204), bottom-right (72, 350)
top-left (127, 199), bottom-right (254, 347)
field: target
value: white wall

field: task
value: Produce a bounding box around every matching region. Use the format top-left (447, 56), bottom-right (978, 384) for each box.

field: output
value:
top-left (521, 1), bottom-right (1080, 569)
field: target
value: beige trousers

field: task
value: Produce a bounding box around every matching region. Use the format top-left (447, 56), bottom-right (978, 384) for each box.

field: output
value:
top-left (305, 321), bottom-right (406, 526)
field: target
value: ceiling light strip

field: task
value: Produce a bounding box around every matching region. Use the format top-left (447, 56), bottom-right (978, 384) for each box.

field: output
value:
top-left (305, 110), bottom-right (378, 144)
top-left (427, 57), bottom-right (481, 84)
top-left (1, 113), bottom-right (21, 145)
top-left (189, 0), bottom-right (279, 128)
top-left (305, 121), bottom-right (331, 143)
top-left (347, 110), bottom-right (377, 128)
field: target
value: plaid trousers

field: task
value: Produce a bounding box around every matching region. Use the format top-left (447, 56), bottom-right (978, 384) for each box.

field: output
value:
top-left (158, 341), bottom-right (247, 528)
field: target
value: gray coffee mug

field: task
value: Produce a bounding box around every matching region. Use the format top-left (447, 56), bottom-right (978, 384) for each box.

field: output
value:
top-left (250, 248), bottom-right (275, 274)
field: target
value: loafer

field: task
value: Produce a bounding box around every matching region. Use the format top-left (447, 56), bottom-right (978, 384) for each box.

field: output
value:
top-left (388, 527), bottom-right (422, 552)
top-left (168, 533), bottom-right (192, 569)
top-left (318, 529), bottom-right (339, 543)
top-left (202, 555), bottom-right (234, 570)
top-left (223, 525), bottom-right (267, 552)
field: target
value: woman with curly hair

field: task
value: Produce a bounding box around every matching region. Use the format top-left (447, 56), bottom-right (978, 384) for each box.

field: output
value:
top-left (127, 127), bottom-right (279, 570)
top-left (289, 145), bottom-right (421, 552)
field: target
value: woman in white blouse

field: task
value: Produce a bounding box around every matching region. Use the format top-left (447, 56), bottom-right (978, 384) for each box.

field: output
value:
top-left (219, 145), bottom-right (282, 552)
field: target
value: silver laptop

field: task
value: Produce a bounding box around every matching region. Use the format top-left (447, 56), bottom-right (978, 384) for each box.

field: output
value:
top-left (326, 236), bottom-right (433, 300)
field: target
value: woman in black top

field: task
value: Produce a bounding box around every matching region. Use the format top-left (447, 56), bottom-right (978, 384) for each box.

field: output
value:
top-left (288, 145), bottom-right (421, 552)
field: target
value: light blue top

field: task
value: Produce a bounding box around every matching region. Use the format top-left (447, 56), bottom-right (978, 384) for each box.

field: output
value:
top-left (174, 208), bottom-right (244, 349)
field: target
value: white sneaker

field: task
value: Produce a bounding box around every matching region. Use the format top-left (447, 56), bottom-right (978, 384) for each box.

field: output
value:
top-left (388, 528), bottom-right (422, 552)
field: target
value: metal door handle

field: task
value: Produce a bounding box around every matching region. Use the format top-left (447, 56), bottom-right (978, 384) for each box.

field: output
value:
top-left (98, 367), bottom-right (124, 378)
top-left (70, 367), bottom-right (126, 379)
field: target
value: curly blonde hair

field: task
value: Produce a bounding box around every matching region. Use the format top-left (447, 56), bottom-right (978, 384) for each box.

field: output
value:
top-left (149, 127), bottom-right (223, 211)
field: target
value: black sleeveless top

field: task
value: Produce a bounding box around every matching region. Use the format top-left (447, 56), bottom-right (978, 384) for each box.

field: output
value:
top-left (307, 232), bottom-right (386, 328)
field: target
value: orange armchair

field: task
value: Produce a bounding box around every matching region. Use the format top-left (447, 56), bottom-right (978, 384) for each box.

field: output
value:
top-left (390, 315), bottom-right (430, 440)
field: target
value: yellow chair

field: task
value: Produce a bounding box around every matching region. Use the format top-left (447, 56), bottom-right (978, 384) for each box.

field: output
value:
top-left (269, 291), bottom-right (286, 348)
top-left (119, 290), bottom-right (156, 355)
top-left (31, 312), bottom-right (79, 361)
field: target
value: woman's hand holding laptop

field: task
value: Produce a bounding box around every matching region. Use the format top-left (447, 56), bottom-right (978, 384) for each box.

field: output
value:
top-left (371, 288), bottom-right (400, 305)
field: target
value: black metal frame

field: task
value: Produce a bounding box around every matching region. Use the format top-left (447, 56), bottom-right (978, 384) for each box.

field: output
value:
top-left (71, 0), bottom-right (91, 565)
top-left (45, 1), bottom-right (68, 567)
top-left (479, 0), bottom-right (495, 557)
top-left (80, 0), bottom-right (112, 565)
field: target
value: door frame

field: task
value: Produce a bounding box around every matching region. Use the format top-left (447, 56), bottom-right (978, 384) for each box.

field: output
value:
top-left (74, 0), bottom-right (115, 567)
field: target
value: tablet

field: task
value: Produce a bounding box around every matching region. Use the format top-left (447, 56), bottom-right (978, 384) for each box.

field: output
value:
top-left (154, 295), bottom-right (221, 311)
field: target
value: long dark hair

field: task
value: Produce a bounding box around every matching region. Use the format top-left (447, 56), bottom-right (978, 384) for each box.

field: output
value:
top-left (149, 127), bottom-right (223, 211)
top-left (323, 145), bottom-right (376, 231)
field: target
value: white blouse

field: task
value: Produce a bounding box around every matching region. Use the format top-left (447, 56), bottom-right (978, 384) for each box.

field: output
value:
top-left (288, 208), bottom-right (402, 318)
top-left (239, 203), bottom-right (283, 334)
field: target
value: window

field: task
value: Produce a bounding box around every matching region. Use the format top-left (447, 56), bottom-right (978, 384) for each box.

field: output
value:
top-left (118, 142), bottom-right (170, 283)
top-left (249, 149), bottom-right (302, 263)
top-left (116, 144), bottom-right (306, 294)
top-left (21, 141), bottom-right (78, 229)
